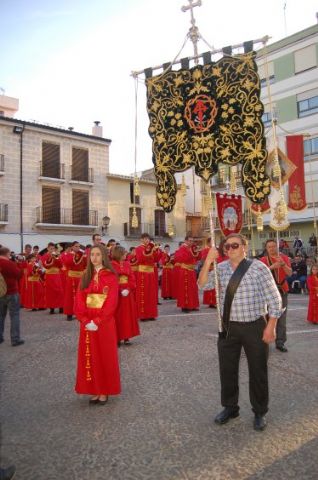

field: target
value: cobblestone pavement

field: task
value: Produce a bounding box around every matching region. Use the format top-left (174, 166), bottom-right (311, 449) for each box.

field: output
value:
top-left (1, 293), bottom-right (318, 480)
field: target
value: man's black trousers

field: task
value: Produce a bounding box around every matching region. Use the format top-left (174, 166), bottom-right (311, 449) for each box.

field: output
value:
top-left (217, 317), bottom-right (269, 415)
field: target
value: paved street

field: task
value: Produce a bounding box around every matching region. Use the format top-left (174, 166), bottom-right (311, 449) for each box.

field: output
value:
top-left (1, 293), bottom-right (318, 480)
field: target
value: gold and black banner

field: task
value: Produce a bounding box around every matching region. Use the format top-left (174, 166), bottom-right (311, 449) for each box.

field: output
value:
top-left (146, 52), bottom-right (270, 212)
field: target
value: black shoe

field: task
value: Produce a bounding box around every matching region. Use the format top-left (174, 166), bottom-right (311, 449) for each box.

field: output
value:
top-left (66, 315), bottom-right (73, 321)
top-left (0, 465), bottom-right (16, 480)
top-left (0, 338), bottom-right (4, 344)
top-left (214, 407), bottom-right (239, 425)
top-left (59, 308), bottom-right (63, 314)
top-left (276, 345), bottom-right (288, 352)
top-left (89, 397), bottom-right (99, 405)
top-left (49, 308), bottom-right (55, 314)
top-left (124, 339), bottom-right (132, 346)
top-left (254, 414), bottom-right (267, 431)
top-left (12, 340), bottom-right (24, 347)
top-left (209, 305), bottom-right (217, 308)
top-left (182, 308), bottom-right (190, 313)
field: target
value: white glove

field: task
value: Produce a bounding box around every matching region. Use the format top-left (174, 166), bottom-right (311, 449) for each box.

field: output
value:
top-left (85, 320), bottom-right (98, 331)
top-left (121, 289), bottom-right (129, 297)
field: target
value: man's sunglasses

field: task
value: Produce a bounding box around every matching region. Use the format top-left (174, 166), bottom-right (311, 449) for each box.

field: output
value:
top-left (224, 242), bottom-right (242, 251)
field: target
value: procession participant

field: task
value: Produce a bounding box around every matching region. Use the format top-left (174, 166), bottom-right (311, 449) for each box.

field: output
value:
top-left (135, 233), bottom-right (161, 321)
top-left (174, 236), bottom-right (199, 313)
top-left (24, 255), bottom-right (45, 311)
top-left (201, 239), bottom-right (227, 308)
top-left (161, 245), bottom-right (174, 299)
top-left (171, 241), bottom-right (183, 300)
top-left (41, 243), bottom-right (64, 314)
top-left (198, 233), bottom-right (282, 431)
top-left (17, 244), bottom-right (32, 307)
top-left (0, 247), bottom-right (24, 346)
top-left (62, 241), bottom-right (87, 321)
top-left (106, 239), bottom-right (116, 259)
top-left (111, 246), bottom-right (140, 346)
top-left (127, 247), bottom-right (138, 283)
top-left (74, 244), bottom-right (120, 405)
top-left (260, 239), bottom-right (292, 353)
top-left (306, 264), bottom-right (318, 324)
top-left (32, 245), bottom-right (41, 260)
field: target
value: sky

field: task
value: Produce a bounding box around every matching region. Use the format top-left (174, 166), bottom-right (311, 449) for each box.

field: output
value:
top-left (1, 0), bottom-right (318, 174)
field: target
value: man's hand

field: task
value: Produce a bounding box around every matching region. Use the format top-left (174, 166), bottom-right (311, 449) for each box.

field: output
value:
top-left (262, 317), bottom-right (277, 344)
top-left (198, 247), bottom-right (218, 288)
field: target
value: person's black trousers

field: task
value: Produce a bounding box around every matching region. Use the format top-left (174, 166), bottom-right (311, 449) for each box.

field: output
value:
top-left (217, 317), bottom-right (269, 415)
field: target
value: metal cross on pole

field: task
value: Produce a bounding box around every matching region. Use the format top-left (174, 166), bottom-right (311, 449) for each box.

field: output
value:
top-left (181, 0), bottom-right (202, 64)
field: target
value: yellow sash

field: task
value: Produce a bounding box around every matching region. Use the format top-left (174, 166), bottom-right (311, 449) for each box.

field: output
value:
top-left (45, 268), bottom-right (60, 274)
top-left (28, 275), bottom-right (40, 282)
top-left (68, 270), bottom-right (83, 278)
top-left (119, 275), bottom-right (129, 284)
top-left (180, 263), bottom-right (195, 271)
top-left (86, 293), bottom-right (107, 309)
top-left (138, 265), bottom-right (154, 273)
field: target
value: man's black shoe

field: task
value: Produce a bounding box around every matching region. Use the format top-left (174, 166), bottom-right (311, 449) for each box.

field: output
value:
top-left (276, 345), bottom-right (288, 352)
top-left (253, 414), bottom-right (267, 431)
top-left (12, 340), bottom-right (24, 347)
top-left (0, 464), bottom-right (16, 480)
top-left (214, 407), bottom-right (239, 425)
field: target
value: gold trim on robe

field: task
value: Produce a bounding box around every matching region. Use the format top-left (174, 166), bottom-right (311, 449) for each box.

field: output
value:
top-left (28, 275), bottom-right (41, 282)
top-left (163, 264), bottom-right (174, 269)
top-left (180, 263), bottom-right (196, 270)
top-left (119, 275), bottom-right (129, 284)
top-left (45, 268), bottom-right (60, 274)
top-left (68, 270), bottom-right (84, 278)
top-left (138, 265), bottom-right (154, 273)
top-left (86, 293), bottom-right (107, 309)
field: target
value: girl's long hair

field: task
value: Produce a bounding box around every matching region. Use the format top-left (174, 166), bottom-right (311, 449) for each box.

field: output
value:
top-left (80, 245), bottom-right (116, 290)
top-left (111, 246), bottom-right (126, 262)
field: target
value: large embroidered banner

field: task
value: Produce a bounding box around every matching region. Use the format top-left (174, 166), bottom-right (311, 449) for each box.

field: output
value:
top-left (216, 193), bottom-right (243, 237)
top-left (146, 52), bottom-right (270, 212)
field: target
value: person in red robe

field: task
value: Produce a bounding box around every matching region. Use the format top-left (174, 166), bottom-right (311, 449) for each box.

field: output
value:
top-left (16, 244), bottom-right (32, 307)
top-left (24, 255), bottom-right (45, 310)
top-left (111, 246), bottom-right (140, 345)
top-left (135, 233), bottom-right (161, 321)
top-left (307, 264), bottom-right (318, 324)
top-left (171, 241), bottom-right (184, 300)
top-left (127, 247), bottom-right (138, 283)
top-left (260, 239), bottom-right (292, 352)
top-left (161, 244), bottom-right (174, 299)
top-left (74, 244), bottom-right (120, 405)
top-left (201, 239), bottom-right (227, 308)
top-left (61, 241), bottom-right (87, 321)
top-left (174, 236), bottom-right (200, 313)
top-left (41, 243), bottom-right (64, 314)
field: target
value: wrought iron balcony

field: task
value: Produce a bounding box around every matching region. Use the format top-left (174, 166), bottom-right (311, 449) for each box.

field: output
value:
top-left (70, 167), bottom-right (94, 183)
top-left (0, 203), bottom-right (8, 222)
top-left (36, 207), bottom-right (98, 227)
top-left (39, 162), bottom-right (65, 180)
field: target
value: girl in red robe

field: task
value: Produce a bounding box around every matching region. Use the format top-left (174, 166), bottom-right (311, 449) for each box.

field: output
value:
top-left (307, 264), bottom-right (318, 324)
top-left (24, 255), bottom-right (45, 310)
top-left (74, 244), bottom-right (121, 404)
top-left (111, 246), bottom-right (140, 346)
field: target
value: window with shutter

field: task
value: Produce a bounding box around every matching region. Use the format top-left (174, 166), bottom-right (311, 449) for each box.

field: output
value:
top-left (42, 187), bottom-right (60, 223)
top-left (72, 148), bottom-right (89, 181)
top-left (42, 142), bottom-right (60, 178)
top-left (155, 210), bottom-right (165, 237)
top-left (72, 190), bottom-right (89, 225)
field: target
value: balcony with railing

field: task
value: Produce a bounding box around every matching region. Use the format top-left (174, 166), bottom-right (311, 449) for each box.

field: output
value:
top-left (123, 222), bottom-right (174, 238)
top-left (69, 167), bottom-right (94, 185)
top-left (39, 162), bottom-right (65, 183)
top-left (35, 207), bottom-right (98, 229)
top-left (0, 154), bottom-right (4, 176)
top-left (0, 203), bottom-right (8, 224)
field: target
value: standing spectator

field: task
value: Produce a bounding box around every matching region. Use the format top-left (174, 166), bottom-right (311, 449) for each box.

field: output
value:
top-left (308, 233), bottom-right (317, 257)
top-left (306, 264), bottom-right (318, 324)
top-left (292, 235), bottom-right (303, 256)
top-left (0, 246), bottom-right (24, 346)
top-left (287, 255), bottom-right (307, 293)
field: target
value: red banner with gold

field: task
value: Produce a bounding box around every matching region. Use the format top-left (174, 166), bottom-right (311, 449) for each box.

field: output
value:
top-left (287, 135), bottom-right (306, 211)
top-left (251, 198), bottom-right (270, 214)
top-left (216, 193), bottom-right (243, 237)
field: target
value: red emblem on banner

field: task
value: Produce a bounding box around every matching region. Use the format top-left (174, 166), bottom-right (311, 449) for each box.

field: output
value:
top-left (216, 193), bottom-right (243, 237)
top-left (184, 94), bottom-right (218, 133)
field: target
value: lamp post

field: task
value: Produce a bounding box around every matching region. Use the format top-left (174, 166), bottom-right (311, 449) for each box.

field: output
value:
top-left (13, 124), bottom-right (25, 253)
top-left (101, 216), bottom-right (110, 236)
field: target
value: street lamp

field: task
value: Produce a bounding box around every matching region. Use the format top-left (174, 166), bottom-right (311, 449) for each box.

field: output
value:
top-left (101, 216), bottom-right (110, 236)
top-left (13, 124), bottom-right (25, 252)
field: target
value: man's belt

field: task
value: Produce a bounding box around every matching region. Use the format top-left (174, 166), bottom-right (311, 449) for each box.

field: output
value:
top-left (28, 275), bottom-right (40, 282)
top-left (68, 270), bottom-right (84, 278)
top-left (45, 268), bottom-right (60, 274)
top-left (86, 293), bottom-right (107, 309)
top-left (119, 275), bottom-right (129, 284)
top-left (180, 263), bottom-right (196, 270)
top-left (138, 265), bottom-right (154, 273)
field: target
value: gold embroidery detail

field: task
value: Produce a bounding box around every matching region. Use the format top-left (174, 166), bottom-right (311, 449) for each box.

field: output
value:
top-left (86, 293), bottom-right (107, 309)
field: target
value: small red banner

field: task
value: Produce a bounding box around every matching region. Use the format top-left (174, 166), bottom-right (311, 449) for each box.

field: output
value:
top-left (251, 198), bottom-right (270, 214)
top-left (216, 193), bottom-right (243, 237)
top-left (287, 135), bottom-right (306, 211)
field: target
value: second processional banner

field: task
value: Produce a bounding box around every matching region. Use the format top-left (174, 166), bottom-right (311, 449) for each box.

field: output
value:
top-left (216, 192), bottom-right (243, 237)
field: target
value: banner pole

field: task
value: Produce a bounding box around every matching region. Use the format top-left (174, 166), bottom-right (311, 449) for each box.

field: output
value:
top-left (209, 189), bottom-right (223, 333)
